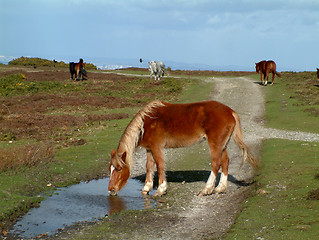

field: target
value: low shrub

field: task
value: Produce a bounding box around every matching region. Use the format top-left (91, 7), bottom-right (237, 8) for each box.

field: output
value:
top-left (0, 143), bottom-right (55, 172)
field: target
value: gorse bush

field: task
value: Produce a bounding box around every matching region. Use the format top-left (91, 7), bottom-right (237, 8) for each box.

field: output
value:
top-left (162, 77), bottom-right (183, 93)
top-left (0, 73), bottom-right (37, 96)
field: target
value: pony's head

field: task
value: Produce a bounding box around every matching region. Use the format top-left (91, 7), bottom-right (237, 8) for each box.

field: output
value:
top-left (255, 63), bottom-right (260, 73)
top-left (108, 149), bottom-right (130, 196)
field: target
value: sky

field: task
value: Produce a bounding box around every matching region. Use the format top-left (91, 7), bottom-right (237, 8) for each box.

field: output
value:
top-left (1, 0), bottom-right (319, 71)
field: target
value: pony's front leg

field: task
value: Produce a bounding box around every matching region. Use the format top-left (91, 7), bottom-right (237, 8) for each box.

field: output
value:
top-left (142, 150), bottom-right (155, 195)
top-left (152, 148), bottom-right (167, 196)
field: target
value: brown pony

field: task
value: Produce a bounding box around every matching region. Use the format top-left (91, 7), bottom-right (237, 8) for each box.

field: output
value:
top-left (108, 100), bottom-right (258, 197)
top-left (316, 68), bottom-right (319, 80)
top-left (255, 60), bottom-right (281, 85)
top-left (69, 58), bottom-right (87, 80)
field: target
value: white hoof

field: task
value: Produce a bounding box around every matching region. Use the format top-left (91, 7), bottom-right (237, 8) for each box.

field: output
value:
top-left (142, 182), bottom-right (153, 195)
top-left (154, 181), bottom-right (167, 196)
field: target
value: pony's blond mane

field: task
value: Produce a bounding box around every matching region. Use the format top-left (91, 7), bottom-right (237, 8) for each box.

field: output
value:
top-left (117, 100), bottom-right (165, 170)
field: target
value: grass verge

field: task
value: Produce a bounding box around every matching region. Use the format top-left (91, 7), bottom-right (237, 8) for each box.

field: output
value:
top-left (225, 139), bottom-right (319, 239)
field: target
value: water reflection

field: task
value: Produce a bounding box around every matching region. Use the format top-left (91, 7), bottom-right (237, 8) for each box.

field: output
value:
top-left (107, 195), bottom-right (126, 214)
top-left (9, 178), bottom-right (155, 238)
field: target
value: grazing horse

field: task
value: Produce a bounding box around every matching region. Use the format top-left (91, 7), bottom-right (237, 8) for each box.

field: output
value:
top-left (148, 61), bottom-right (165, 80)
top-left (316, 68), bottom-right (319, 80)
top-left (255, 60), bottom-right (281, 85)
top-left (108, 100), bottom-right (258, 197)
top-left (69, 59), bottom-right (87, 81)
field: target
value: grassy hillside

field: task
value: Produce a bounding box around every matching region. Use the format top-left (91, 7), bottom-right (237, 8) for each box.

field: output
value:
top-left (8, 57), bottom-right (97, 70)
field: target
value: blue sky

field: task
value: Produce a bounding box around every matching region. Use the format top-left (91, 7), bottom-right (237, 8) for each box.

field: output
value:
top-left (1, 0), bottom-right (319, 71)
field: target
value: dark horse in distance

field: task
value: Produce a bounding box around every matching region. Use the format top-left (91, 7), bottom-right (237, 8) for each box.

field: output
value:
top-left (69, 58), bottom-right (87, 81)
top-left (255, 60), bottom-right (281, 86)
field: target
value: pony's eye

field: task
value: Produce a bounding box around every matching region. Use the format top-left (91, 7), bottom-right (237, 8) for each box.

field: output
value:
top-left (117, 168), bottom-right (122, 172)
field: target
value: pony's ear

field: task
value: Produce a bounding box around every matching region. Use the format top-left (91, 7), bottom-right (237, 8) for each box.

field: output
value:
top-left (111, 149), bottom-right (116, 158)
top-left (121, 152), bottom-right (127, 162)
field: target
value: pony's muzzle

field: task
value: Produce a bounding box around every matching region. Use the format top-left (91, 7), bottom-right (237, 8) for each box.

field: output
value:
top-left (108, 189), bottom-right (117, 196)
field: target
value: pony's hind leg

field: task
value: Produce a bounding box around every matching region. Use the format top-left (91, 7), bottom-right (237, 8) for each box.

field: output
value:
top-left (265, 71), bottom-right (270, 85)
top-left (199, 170), bottom-right (217, 196)
top-left (199, 144), bottom-right (222, 196)
top-left (261, 73), bottom-right (264, 85)
top-left (142, 150), bottom-right (155, 195)
top-left (271, 72), bottom-right (275, 85)
top-left (214, 149), bottom-right (229, 194)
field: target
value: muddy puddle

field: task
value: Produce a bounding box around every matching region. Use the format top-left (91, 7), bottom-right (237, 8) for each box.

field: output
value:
top-left (9, 178), bottom-right (155, 238)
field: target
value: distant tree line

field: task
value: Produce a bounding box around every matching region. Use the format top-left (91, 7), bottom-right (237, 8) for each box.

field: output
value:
top-left (8, 57), bottom-right (97, 70)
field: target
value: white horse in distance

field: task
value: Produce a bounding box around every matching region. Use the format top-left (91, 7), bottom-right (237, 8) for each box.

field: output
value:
top-left (148, 61), bottom-right (165, 80)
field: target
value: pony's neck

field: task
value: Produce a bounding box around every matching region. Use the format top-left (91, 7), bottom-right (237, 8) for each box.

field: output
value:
top-left (116, 100), bottom-right (165, 171)
top-left (117, 141), bottom-right (135, 171)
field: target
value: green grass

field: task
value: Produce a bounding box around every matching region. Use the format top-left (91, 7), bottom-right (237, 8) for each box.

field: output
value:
top-left (263, 72), bottom-right (319, 133)
top-left (225, 140), bottom-right (319, 240)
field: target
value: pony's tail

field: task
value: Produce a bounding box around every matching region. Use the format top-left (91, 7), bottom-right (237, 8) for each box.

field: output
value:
top-left (232, 112), bottom-right (259, 170)
top-left (275, 71), bottom-right (281, 77)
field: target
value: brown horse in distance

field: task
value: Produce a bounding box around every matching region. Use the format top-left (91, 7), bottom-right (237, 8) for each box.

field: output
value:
top-left (69, 58), bottom-right (87, 81)
top-left (255, 60), bottom-right (281, 86)
top-left (316, 68), bottom-right (319, 80)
